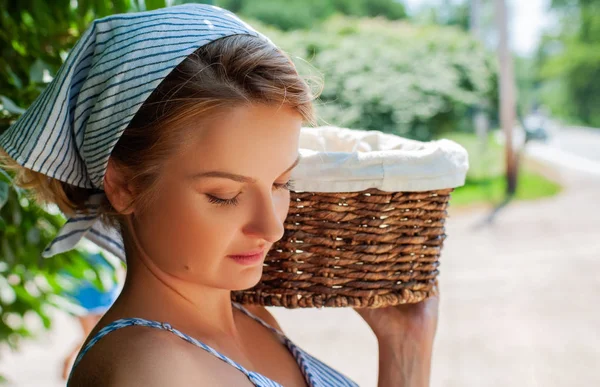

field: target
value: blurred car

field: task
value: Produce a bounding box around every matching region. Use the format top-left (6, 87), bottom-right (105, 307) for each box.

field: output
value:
top-left (523, 111), bottom-right (550, 142)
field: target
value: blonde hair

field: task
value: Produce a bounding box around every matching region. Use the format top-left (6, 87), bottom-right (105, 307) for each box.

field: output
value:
top-left (1, 34), bottom-right (319, 234)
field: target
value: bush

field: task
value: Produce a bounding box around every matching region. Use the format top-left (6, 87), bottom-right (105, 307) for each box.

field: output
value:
top-left (0, 171), bottom-right (114, 349)
top-left (215, 0), bottom-right (407, 31)
top-left (266, 17), bottom-right (497, 140)
top-left (0, 0), bottom-right (130, 356)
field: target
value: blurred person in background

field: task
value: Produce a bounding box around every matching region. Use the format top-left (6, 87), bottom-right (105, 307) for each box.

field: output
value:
top-left (60, 252), bottom-right (123, 380)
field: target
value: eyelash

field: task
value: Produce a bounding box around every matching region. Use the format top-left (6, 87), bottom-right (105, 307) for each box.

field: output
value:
top-left (206, 180), bottom-right (295, 207)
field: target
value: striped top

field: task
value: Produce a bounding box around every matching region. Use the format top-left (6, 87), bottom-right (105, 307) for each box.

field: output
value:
top-left (68, 303), bottom-right (359, 387)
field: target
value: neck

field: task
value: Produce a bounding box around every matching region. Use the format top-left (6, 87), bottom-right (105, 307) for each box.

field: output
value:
top-left (106, 214), bottom-right (242, 340)
top-left (111, 253), bottom-right (242, 340)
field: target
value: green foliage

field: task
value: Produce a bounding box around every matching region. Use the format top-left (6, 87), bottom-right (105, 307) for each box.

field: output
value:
top-left (0, 0), bottom-right (132, 355)
top-left (440, 133), bottom-right (561, 206)
top-left (514, 56), bottom-right (539, 116)
top-left (267, 17), bottom-right (497, 140)
top-left (538, 37), bottom-right (600, 126)
top-left (214, 0), bottom-right (406, 31)
top-left (0, 0), bottom-right (126, 130)
top-left (537, 0), bottom-right (600, 126)
top-left (410, 0), bottom-right (470, 30)
top-left (441, 132), bottom-right (504, 179)
top-left (0, 170), bottom-right (114, 349)
top-left (0, 0), bottom-right (221, 132)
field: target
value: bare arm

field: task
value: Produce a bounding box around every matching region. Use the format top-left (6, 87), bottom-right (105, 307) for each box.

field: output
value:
top-left (245, 303), bottom-right (436, 386)
top-left (356, 294), bottom-right (440, 387)
top-left (376, 335), bottom-right (434, 387)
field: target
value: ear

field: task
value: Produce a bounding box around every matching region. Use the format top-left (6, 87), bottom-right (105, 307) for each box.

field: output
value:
top-left (103, 158), bottom-right (135, 215)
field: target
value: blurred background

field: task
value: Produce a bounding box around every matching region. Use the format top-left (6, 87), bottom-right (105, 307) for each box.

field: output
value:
top-left (0, 0), bottom-right (598, 386)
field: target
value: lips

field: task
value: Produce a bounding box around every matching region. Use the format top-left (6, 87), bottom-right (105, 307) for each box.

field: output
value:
top-left (227, 247), bottom-right (266, 266)
top-left (227, 247), bottom-right (265, 258)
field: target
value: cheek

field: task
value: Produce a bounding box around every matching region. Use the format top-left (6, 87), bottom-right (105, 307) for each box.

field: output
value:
top-left (276, 190), bottom-right (291, 222)
top-left (134, 185), bottom-right (238, 273)
top-left (134, 186), bottom-right (291, 274)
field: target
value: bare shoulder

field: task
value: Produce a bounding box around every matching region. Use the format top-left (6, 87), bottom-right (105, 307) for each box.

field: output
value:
top-left (68, 323), bottom-right (251, 387)
top-left (242, 305), bottom-right (284, 331)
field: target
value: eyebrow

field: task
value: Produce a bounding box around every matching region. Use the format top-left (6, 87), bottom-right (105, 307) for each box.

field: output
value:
top-left (188, 155), bottom-right (301, 183)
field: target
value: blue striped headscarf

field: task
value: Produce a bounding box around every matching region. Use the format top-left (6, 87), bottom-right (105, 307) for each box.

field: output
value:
top-left (0, 4), bottom-right (276, 261)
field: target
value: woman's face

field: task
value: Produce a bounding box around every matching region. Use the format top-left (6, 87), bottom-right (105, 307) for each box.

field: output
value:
top-left (130, 103), bottom-right (302, 290)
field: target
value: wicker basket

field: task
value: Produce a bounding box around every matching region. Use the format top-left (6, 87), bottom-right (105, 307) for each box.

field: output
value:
top-left (231, 127), bottom-right (468, 308)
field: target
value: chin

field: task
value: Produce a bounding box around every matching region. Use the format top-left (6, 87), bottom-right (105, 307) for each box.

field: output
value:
top-left (227, 266), bottom-right (264, 292)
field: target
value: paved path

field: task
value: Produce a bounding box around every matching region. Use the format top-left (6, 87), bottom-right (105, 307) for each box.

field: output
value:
top-left (526, 126), bottom-right (600, 176)
top-left (272, 162), bottom-right (600, 387)
top-left (1, 144), bottom-right (599, 386)
top-left (550, 126), bottom-right (600, 162)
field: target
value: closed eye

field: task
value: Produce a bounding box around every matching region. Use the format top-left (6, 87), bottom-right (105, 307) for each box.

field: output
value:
top-left (206, 194), bottom-right (240, 206)
top-left (206, 180), bottom-right (294, 207)
top-left (274, 180), bottom-right (294, 191)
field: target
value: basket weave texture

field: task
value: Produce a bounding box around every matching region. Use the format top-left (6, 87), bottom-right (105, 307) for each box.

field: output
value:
top-left (231, 187), bottom-right (451, 308)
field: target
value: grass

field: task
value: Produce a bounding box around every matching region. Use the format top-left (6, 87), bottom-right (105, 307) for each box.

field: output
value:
top-left (450, 172), bottom-right (562, 206)
top-left (438, 132), bottom-right (562, 207)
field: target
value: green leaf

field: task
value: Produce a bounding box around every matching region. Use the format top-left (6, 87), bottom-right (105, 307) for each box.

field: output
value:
top-left (112, 0), bottom-right (132, 13)
top-left (1, 237), bottom-right (15, 264)
top-left (5, 66), bottom-right (23, 89)
top-left (93, 0), bottom-right (110, 17)
top-left (0, 96), bottom-right (26, 115)
top-left (26, 228), bottom-right (41, 245)
top-left (0, 276), bottom-right (16, 305)
top-left (37, 308), bottom-right (52, 329)
top-left (0, 181), bottom-right (8, 209)
top-left (144, 0), bottom-right (167, 10)
top-left (10, 40), bottom-right (27, 56)
top-left (29, 59), bottom-right (47, 84)
top-left (0, 168), bottom-right (12, 183)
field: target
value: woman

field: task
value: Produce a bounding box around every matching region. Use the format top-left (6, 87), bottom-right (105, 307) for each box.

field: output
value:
top-left (0, 4), bottom-right (438, 386)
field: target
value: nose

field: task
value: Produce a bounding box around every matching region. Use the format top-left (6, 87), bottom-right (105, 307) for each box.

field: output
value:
top-left (243, 191), bottom-right (287, 244)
